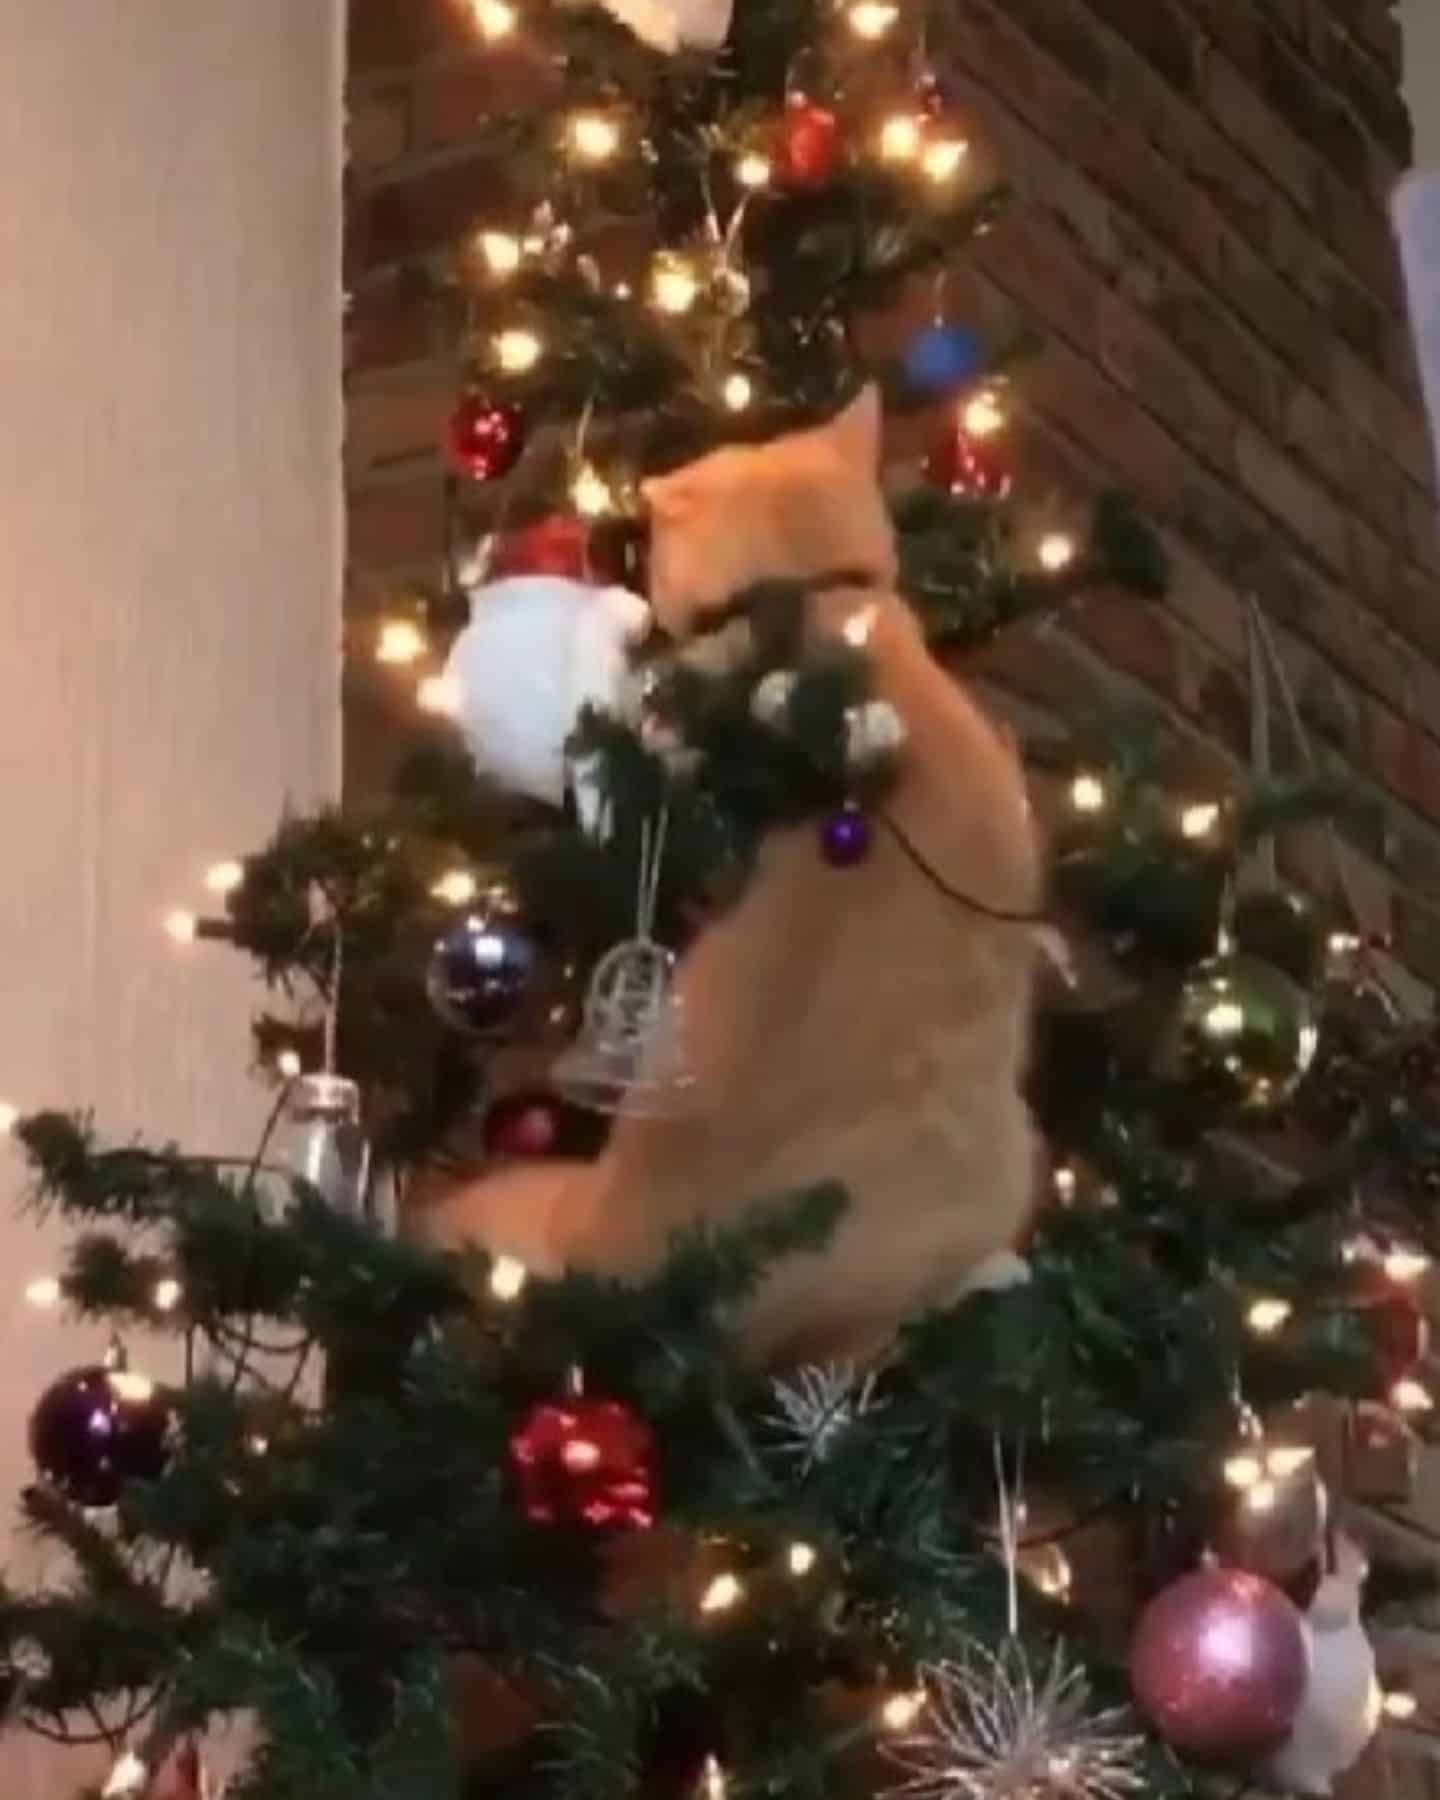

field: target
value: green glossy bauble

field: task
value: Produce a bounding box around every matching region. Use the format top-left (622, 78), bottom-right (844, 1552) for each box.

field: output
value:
top-left (1165, 953), bottom-right (1319, 1111)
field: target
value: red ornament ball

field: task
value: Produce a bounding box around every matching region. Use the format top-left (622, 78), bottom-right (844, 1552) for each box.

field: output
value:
top-left (510, 1395), bottom-right (656, 1530)
top-left (1130, 1567), bottom-right (1308, 1760)
top-left (926, 420), bottom-right (1012, 500)
top-left (775, 98), bottom-right (841, 188)
top-left (1351, 1266), bottom-right (1430, 1385)
top-left (490, 515), bottom-right (590, 581)
top-left (29, 1364), bottom-right (170, 1509)
top-left (483, 1090), bottom-right (565, 1159)
top-left (447, 392), bottom-right (526, 483)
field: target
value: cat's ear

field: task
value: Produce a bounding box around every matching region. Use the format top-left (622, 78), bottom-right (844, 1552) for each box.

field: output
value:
top-left (826, 383), bottom-right (882, 473)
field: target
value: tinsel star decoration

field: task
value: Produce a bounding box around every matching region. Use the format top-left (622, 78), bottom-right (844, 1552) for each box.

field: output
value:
top-left (766, 1361), bottom-right (880, 1470)
top-left (885, 1641), bottom-right (1147, 1800)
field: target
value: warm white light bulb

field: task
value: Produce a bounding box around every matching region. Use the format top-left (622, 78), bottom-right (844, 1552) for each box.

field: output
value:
top-left (494, 328), bottom-right (543, 373)
top-left (735, 151), bottom-right (772, 189)
top-left (153, 1277), bottom-right (183, 1313)
top-left (699, 1571), bottom-right (745, 1614)
top-left (418, 674), bottom-right (462, 717)
top-left (569, 112), bottom-right (621, 162)
top-left (490, 1254), bottom-right (528, 1301)
top-left (471, 0), bottom-right (517, 38)
top-left (722, 371), bottom-right (754, 412)
top-left (1265, 1445), bottom-right (1313, 1479)
top-left (700, 1756), bottom-right (727, 1800)
top-left (204, 858), bottom-right (245, 896)
top-left (479, 230), bottom-right (523, 276)
top-left (880, 1690), bottom-right (926, 1732)
top-left (1181, 802), bottom-right (1222, 840)
top-left (25, 1275), bottom-right (61, 1309)
top-left (1244, 1478), bottom-right (1279, 1514)
top-left (849, 0), bottom-right (899, 37)
top-left (651, 255), bottom-right (700, 315)
top-left (1223, 1453), bottom-right (1264, 1491)
top-left (102, 1751), bottom-right (149, 1799)
top-left (1329, 930), bottom-right (1362, 957)
top-left (878, 114), bottom-right (923, 162)
top-left (921, 137), bottom-right (969, 181)
top-left (1392, 1378), bottom-right (1433, 1415)
top-left (571, 462), bottom-right (616, 518)
top-left (432, 869), bottom-right (479, 906)
top-left (376, 619), bottom-right (427, 667)
top-left (109, 1370), bottom-right (155, 1405)
top-left (1383, 1689), bottom-right (1419, 1721)
top-left (1385, 1248), bottom-right (1430, 1284)
top-left (165, 909), bottom-right (199, 945)
top-left (1038, 530), bottom-right (1077, 572)
top-left (1053, 1164), bottom-right (1078, 1204)
top-left (1247, 1297), bottom-right (1292, 1336)
top-left (276, 1048), bottom-right (303, 1081)
top-left (1069, 773), bottom-right (1107, 814)
top-left (962, 391), bottom-right (1005, 438)
top-left (842, 604), bottom-right (878, 647)
top-left (787, 1541), bottom-right (818, 1576)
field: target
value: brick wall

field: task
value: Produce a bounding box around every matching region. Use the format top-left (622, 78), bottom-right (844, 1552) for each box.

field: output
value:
top-left (346, 0), bottom-right (1440, 987)
top-left (346, 1), bottom-right (1440, 1783)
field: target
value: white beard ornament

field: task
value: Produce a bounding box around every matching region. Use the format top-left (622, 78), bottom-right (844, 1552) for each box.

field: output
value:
top-left (1265, 1533), bottom-right (1382, 1796)
top-left (444, 576), bottom-right (650, 825)
top-left (597, 0), bottom-right (731, 51)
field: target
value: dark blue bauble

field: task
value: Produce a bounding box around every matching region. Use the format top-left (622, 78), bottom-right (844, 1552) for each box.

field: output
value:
top-left (29, 1364), bottom-right (170, 1509)
top-left (820, 805), bottom-right (872, 868)
top-left (426, 884), bottom-right (542, 1037)
top-left (904, 323), bottom-right (985, 397)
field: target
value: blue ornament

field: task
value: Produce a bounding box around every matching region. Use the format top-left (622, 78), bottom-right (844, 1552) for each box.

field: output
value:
top-left (904, 324), bottom-right (985, 397)
top-left (820, 805), bottom-right (872, 868)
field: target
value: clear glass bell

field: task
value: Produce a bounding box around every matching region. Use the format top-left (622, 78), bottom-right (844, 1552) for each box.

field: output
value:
top-left (553, 937), bottom-right (694, 1116)
top-left (278, 1073), bottom-right (387, 1230)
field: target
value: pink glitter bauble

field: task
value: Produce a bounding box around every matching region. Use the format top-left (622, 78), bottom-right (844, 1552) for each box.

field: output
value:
top-left (1130, 1566), bottom-right (1309, 1760)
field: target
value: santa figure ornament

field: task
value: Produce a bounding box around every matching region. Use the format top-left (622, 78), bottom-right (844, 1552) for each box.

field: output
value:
top-left (1266, 1534), bottom-right (1381, 1795)
top-left (444, 576), bottom-right (651, 817)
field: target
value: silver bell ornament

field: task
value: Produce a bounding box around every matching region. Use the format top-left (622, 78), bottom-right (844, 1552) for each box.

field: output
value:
top-left (553, 811), bottom-right (694, 1116)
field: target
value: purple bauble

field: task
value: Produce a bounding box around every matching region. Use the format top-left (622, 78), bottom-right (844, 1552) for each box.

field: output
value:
top-left (29, 1364), bottom-right (170, 1509)
top-left (1131, 1566), bottom-right (1309, 1761)
top-left (820, 806), bottom-right (871, 868)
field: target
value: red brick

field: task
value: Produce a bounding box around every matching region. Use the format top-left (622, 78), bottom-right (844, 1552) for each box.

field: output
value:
top-left (349, 91), bottom-right (410, 171)
top-left (354, 153), bottom-right (508, 267)
top-left (973, 213), bottom-right (1102, 358)
top-left (1071, 587), bottom-right (1181, 697)
top-left (345, 277), bottom-right (439, 375)
top-left (1202, 47), bottom-right (1317, 212)
top-left (347, 364), bottom-right (456, 474)
top-left (349, 0), bottom-right (474, 74)
top-left (412, 54), bottom-right (551, 150)
top-left (1234, 424), bottom-right (1348, 572)
top-left (1280, 381), bottom-right (1351, 495)
top-left (348, 471), bottom-right (449, 570)
top-left (1095, 289), bottom-right (1236, 475)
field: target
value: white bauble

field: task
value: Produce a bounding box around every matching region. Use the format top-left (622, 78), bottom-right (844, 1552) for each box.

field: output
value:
top-left (599, 0), bottom-right (731, 52)
top-left (1266, 1535), bottom-right (1381, 1796)
top-left (445, 576), bottom-right (650, 811)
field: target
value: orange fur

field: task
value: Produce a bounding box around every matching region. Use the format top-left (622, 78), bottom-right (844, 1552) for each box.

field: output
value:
top-left (423, 389), bottom-right (1040, 1362)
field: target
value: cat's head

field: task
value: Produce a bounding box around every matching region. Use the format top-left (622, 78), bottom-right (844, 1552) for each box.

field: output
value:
top-left (642, 386), bottom-right (896, 638)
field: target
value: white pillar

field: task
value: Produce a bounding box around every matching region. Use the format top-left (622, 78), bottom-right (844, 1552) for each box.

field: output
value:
top-left (0, 4), bottom-right (341, 1790)
top-left (1406, 0), bottom-right (1440, 167)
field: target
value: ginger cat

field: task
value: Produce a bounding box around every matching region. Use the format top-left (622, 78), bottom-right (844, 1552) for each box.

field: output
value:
top-left (422, 388), bottom-right (1040, 1362)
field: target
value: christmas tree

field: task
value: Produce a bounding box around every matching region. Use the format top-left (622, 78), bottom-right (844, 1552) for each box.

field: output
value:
top-left (3, 0), bottom-right (1437, 1796)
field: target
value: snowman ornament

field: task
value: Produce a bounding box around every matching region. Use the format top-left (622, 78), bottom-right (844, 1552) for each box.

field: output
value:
top-left (1266, 1533), bottom-right (1382, 1796)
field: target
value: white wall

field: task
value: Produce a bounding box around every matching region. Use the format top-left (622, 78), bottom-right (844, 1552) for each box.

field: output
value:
top-left (0, 3), bottom-right (342, 1791)
top-left (1406, 0), bottom-right (1440, 166)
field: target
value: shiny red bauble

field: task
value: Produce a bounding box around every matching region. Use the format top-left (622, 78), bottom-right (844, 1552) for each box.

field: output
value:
top-left (1351, 1266), bottom-right (1430, 1385)
top-left (447, 392), bottom-right (526, 482)
top-left (483, 1089), bottom-right (566, 1159)
top-left (510, 1395), bottom-right (656, 1530)
top-left (926, 420), bottom-right (1012, 500)
top-left (490, 515), bottom-right (590, 581)
top-left (775, 98), bottom-right (841, 188)
top-left (1130, 1567), bottom-right (1308, 1760)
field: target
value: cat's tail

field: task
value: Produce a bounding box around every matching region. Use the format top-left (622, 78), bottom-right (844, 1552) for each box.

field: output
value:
top-left (410, 1157), bottom-right (600, 1280)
